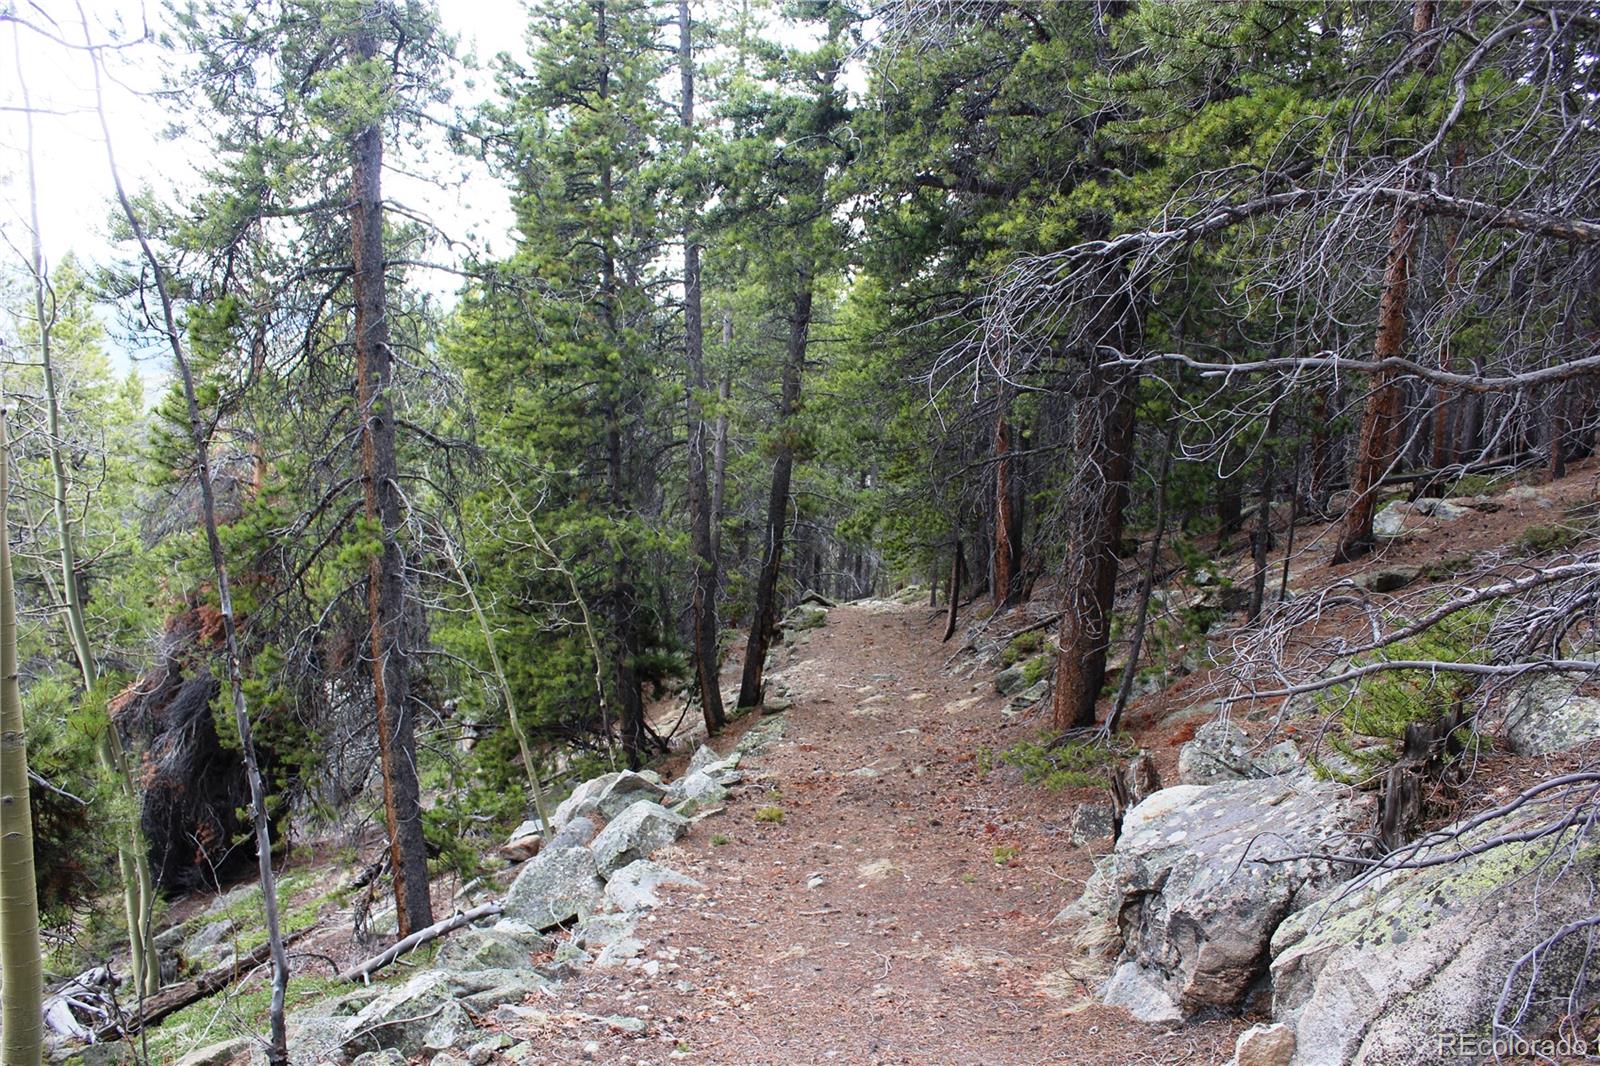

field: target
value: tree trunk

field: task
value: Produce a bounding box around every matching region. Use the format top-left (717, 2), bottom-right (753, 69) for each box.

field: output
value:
top-left (440, 538), bottom-right (551, 836)
top-left (1052, 350), bottom-right (1140, 732)
top-left (351, 21), bottom-right (431, 939)
top-left (89, 38), bottom-right (291, 1058)
top-left (1333, 202), bottom-right (1418, 563)
top-left (1216, 454), bottom-right (1243, 545)
top-left (1248, 398), bottom-right (1281, 623)
top-left (1105, 423), bottom-right (1175, 736)
top-left (0, 411), bottom-right (44, 1066)
top-left (1432, 143), bottom-right (1466, 472)
top-left (1334, 0), bottom-right (1433, 563)
top-left (737, 280), bottom-right (812, 709)
top-left (941, 539), bottom-right (964, 643)
top-left (19, 47), bottom-right (158, 1000)
top-left (992, 399), bottom-right (1017, 610)
top-left (679, 0), bottom-right (725, 735)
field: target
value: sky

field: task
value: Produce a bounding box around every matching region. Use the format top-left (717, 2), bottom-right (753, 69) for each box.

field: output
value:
top-left (0, 0), bottom-right (530, 376)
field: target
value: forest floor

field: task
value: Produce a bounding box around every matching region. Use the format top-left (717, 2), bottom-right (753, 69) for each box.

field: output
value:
top-left (475, 599), bottom-right (1245, 1066)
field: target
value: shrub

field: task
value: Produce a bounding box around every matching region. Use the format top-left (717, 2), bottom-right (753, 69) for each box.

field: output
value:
top-left (998, 733), bottom-right (1131, 791)
top-left (1001, 630), bottom-right (1045, 666)
top-left (1518, 523), bottom-right (1579, 555)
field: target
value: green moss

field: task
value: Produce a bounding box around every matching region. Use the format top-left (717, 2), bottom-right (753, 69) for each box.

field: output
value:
top-left (755, 805), bottom-right (784, 823)
top-left (1445, 472), bottom-right (1511, 498)
top-left (1001, 630), bottom-right (1045, 666)
top-left (1019, 653), bottom-right (1052, 686)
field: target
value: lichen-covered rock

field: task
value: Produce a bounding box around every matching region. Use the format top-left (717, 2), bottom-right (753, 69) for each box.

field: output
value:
top-left (1501, 676), bottom-right (1600, 756)
top-left (1177, 720), bottom-right (1302, 786)
top-left (733, 715), bottom-right (786, 757)
top-left (1373, 497), bottom-right (1467, 538)
top-left (1269, 810), bottom-right (1600, 1066)
top-left (665, 769), bottom-right (727, 815)
top-left (604, 859), bottom-right (703, 911)
top-left (1067, 803), bottom-right (1116, 846)
top-left (590, 801), bottom-right (689, 876)
top-left (781, 603), bottom-right (829, 632)
top-left (994, 665), bottom-right (1028, 697)
top-left (340, 972), bottom-right (463, 1057)
top-left (592, 771), bottom-right (669, 820)
top-left (1094, 779), bottom-right (1369, 1022)
top-left (502, 845), bottom-right (605, 929)
top-left (550, 773), bottom-right (620, 829)
top-left (435, 925), bottom-right (547, 973)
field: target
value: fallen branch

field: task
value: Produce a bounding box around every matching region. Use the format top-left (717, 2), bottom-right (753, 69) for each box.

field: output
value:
top-left (98, 925), bottom-right (317, 1039)
top-left (341, 902), bottom-right (504, 984)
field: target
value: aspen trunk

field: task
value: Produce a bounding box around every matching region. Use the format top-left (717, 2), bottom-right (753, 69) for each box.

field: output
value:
top-left (0, 411), bottom-right (44, 1066)
top-left (19, 51), bottom-right (158, 998)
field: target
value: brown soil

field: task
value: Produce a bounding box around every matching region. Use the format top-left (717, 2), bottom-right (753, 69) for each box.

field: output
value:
top-left (487, 601), bottom-right (1243, 1065)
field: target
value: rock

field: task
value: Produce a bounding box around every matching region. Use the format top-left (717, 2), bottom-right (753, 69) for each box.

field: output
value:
top-left (574, 912), bottom-right (638, 950)
top-left (500, 822), bottom-right (544, 863)
top-left (180, 917), bottom-right (236, 961)
top-left (501, 845), bottom-right (606, 929)
top-left (341, 972), bottom-right (465, 1058)
top-left (994, 665), bottom-right (1028, 696)
top-left (1233, 1023), bottom-right (1295, 1066)
top-left (1092, 779), bottom-right (1369, 1022)
top-left (436, 926), bottom-right (546, 973)
top-left (1007, 679), bottom-right (1049, 712)
top-left (1067, 803), bottom-right (1116, 846)
top-left (1374, 497), bottom-right (1467, 538)
top-left (1501, 676), bottom-right (1600, 756)
top-left (733, 715), bottom-right (786, 756)
top-left (447, 968), bottom-right (549, 1014)
top-left (686, 744), bottom-right (726, 775)
top-left (761, 696), bottom-right (793, 714)
top-left (663, 769), bottom-right (726, 815)
top-left (432, 1054), bottom-right (471, 1066)
top-left (604, 859), bottom-right (703, 911)
top-left (1351, 566), bottom-right (1420, 594)
top-left (1271, 806), bottom-right (1600, 1066)
top-left (780, 603), bottom-right (828, 632)
top-left (592, 771), bottom-right (669, 820)
top-left (506, 817), bottom-right (546, 843)
top-left (172, 1038), bottom-right (250, 1066)
top-left (549, 773), bottom-right (620, 829)
top-left (590, 801), bottom-right (689, 876)
top-left (466, 1035), bottom-right (514, 1066)
top-left (350, 1051), bottom-right (406, 1066)
top-left (549, 815), bottom-right (597, 850)
top-left (686, 746), bottom-right (742, 785)
top-left (1177, 720), bottom-right (1302, 786)
top-left (421, 1001), bottom-right (471, 1052)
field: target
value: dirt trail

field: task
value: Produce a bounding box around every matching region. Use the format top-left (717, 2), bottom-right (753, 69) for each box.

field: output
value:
top-left (503, 601), bottom-right (1240, 1065)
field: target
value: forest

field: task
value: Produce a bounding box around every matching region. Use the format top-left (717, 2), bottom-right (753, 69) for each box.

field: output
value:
top-left (0, 1), bottom-right (1597, 1064)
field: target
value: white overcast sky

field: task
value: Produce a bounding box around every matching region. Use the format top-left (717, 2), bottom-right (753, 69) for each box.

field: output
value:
top-left (0, 0), bottom-right (529, 284)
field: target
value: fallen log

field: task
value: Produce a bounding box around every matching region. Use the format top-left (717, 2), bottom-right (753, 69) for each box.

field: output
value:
top-left (97, 924), bottom-right (316, 1039)
top-left (341, 901), bottom-right (505, 984)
